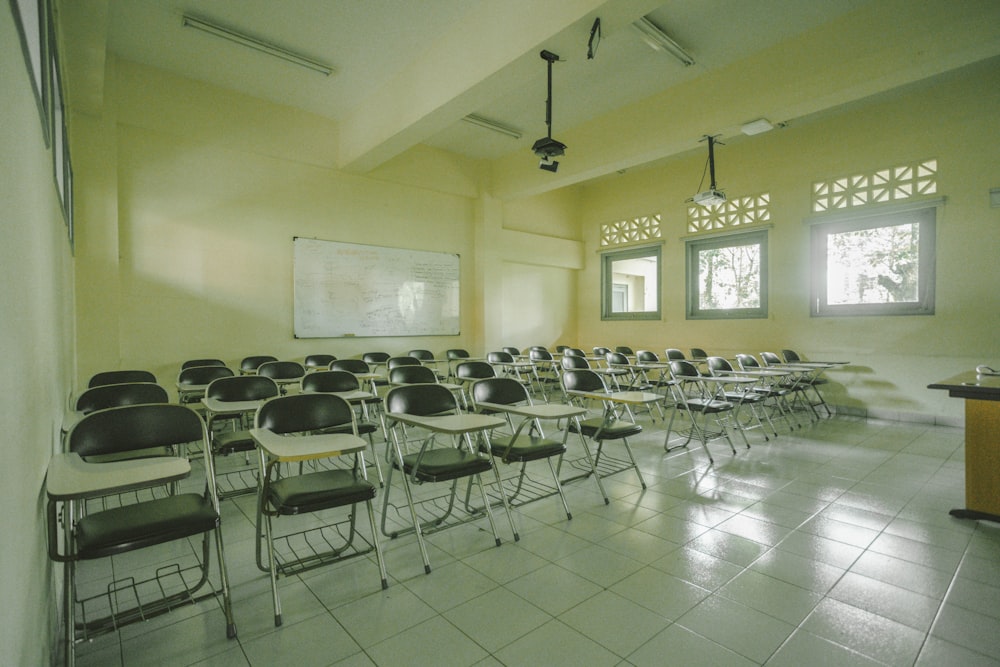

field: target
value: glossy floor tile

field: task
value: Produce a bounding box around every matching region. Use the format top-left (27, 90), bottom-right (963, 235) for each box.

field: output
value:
top-left (70, 408), bottom-right (1000, 666)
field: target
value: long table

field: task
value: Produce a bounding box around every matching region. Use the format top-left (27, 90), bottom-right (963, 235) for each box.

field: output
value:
top-left (927, 370), bottom-right (1000, 523)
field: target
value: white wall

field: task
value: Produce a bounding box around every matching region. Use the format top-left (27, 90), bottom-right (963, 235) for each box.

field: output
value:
top-left (1, 6), bottom-right (76, 664)
top-left (576, 58), bottom-right (1000, 424)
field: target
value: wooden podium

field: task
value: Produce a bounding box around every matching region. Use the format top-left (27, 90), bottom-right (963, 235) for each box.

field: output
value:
top-left (928, 370), bottom-right (1000, 523)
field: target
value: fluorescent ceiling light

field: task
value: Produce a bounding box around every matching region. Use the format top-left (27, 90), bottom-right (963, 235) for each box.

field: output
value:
top-left (182, 15), bottom-right (335, 76)
top-left (462, 114), bottom-right (522, 139)
top-left (741, 118), bottom-right (774, 135)
top-left (632, 17), bottom-right (694, 66)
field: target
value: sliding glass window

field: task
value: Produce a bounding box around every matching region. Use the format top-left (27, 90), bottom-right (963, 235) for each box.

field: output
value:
top-left (601, 245), bottom-right (661, 320)
top-left (686, 229), bottom-right (768, 319)
top-left (809, 205), bottom-right (936, 316)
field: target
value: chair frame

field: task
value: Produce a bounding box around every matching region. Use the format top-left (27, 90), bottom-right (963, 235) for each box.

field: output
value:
top-left (253, 393), bottom-right (388, 626)
top-left (381, 384), bottom-right (518, 573)
top-left (48, 404), bottom-right (237, 664)
top-left (664, 360), bottom-right (738, 464)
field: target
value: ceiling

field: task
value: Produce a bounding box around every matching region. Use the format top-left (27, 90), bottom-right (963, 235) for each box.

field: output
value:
top-left (62, 0), bottom-right (1000, 195)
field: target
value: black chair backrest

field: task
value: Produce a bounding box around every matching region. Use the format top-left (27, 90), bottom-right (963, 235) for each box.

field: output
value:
top-left (181, 358), bottom-right (226, 370)
top-left (615, 346), bottom-right (634, 355)
top-left (561, 355), bottom-right (590, 371)
top-left (389, 365), bottom-right (437, 384)
top-left (362, 352), bottom-right (390, 365)
top-left (385, 384), bottom-right (457, 417)
top-left (387, 356), bottom-right (421, 370)
top-left (760, 352), bottom-right (782, 366)
top-left (636, 350), bottom-right (659, 363)
top-left (564, 348), bottom-right (586, 357)
top-left (300, 370), bottom-right (360, 394)
top-left (472, 377), bottom-right (528, 407)
top-left (408, 349), bottom-right (434, 361)
top-left (554, 345), bottom-right (569, 353)
top-left (561, 369), bottom-right (606, 393)
top-left (456, 361), bottom-right (496, 381)
top-left (665, 348), bottom-right (685, 361)
top-left (529, 349), bottom-right (554, 362)
top-left (330, 359), bottom-right (372, 375)
top-left (488, 351), bottom-right (514, 364)
top-left (529, 346), bottom-right (548, 352)
top-left (670, 360), bottom-right (700, 379)
top-left (177, 365), bottom-right (234, 386)
top-left (256, 393), bottom-right (353, 435)
top-left (736, 354), bottom-right (761, 369)
top-left (502, 346), bottom-right (521, 356)
top-left (706, 356), bottom-right (734, 375)
top-left (69, 403), bottom-right (203, 458)
top-left (606, 352), bottom-right (630, 366)
top-left (240, 355), bottom-right (277, 373)
top-left (781, 349), bottom-right (801, 362)
top-left (593, 347), bottom-right (611, 356)
top-left (690, 348), bottom-right (708, 360)
top-left (304, 354), bottom-right (337, 369)
top-left (446, 348), bottom-right (470, 360)
top-left (75, 382), bottom-right (169, 414)
top-left (88, 370), bottom-right (157, 388)
top-left (207, 375), bottom-right (279, 402)
top-left (257, 361), bottom-right (305, 380)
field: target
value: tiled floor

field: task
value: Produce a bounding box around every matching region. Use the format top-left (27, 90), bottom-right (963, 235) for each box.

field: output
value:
top-left (71, 406), bottom-right (1000, 667)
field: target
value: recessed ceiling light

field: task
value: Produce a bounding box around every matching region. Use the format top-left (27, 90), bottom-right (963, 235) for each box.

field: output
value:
top-left (741, 118), bottom-right (774, 135)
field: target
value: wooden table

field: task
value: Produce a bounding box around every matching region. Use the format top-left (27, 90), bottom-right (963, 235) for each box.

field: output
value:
top-left (928, 370), bottom-right (1000, 522)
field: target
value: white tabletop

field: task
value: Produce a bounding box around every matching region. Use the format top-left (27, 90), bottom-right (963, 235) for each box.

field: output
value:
top-left (385, 412), bottom-right (504, 434)
top-left (568, 390), bottom-right (663, 405)
top-left (475, 402), bottom-right (587, 420)
top-left (250, 429), bottom-right (367, 462)
top-left (47, 452), bottom-right (190, 500)
top-left (202, 397), bottom-right (266, 415)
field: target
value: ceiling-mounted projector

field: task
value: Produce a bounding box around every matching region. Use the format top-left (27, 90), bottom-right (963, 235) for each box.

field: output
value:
top-left (532, 136), bottom-right (566, 159)
top-left (689, 135), bottom-right (726, 206)
top-left (532, 50), bottom-right (565, 172)
top-left (693, 189), bottom-right (726, 206)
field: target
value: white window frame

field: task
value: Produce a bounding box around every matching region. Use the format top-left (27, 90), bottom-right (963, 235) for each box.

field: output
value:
top-left (685, 229), bottom-right (769, 320)
top-left (600, 244), bottom-right (661, 321)
top-left (808, 200), bottom-right (939, 317)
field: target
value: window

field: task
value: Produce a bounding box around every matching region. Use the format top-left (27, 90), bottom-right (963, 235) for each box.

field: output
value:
top-left (810, 204), bottom-right (936, 316)
top-left (601, 245), bottom-right (661, 320)
top-left (686, 230), bottom-right (768, 319)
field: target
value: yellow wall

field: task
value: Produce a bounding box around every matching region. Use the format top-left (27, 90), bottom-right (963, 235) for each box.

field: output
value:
top-left (74, 58), bottom-right (583, 390)
top-left (1, 7), bottom-right (76, 663)
top-left (576, 58), bottom-right (1000, 423)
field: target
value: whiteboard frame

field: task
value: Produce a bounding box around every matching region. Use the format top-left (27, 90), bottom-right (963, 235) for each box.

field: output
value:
top-left (292, 237), bottom-right (461, 339)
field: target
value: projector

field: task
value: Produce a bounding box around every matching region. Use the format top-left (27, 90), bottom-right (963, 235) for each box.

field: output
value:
top-left (692, 189), bottom-right (727, 206)
top-left (531, 136), bottom-right (566, 158)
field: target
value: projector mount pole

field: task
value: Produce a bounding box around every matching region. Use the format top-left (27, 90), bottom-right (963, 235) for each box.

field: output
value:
top-left (702, 134), bottom-right (722, 190)
top-left (541, 50), bottom-right (559, 139)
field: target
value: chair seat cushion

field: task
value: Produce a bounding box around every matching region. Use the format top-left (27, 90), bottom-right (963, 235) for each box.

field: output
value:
top-left (489, 435), bottom-right (566, 462)
top-left (570, 417), bottom-right (642, 440)
top-left (268, 469), bottom-right (375, 515)
top-left (76, 493), bottom-right (218, 559)
top-left (215, 429), bottom-right (255, 455)
top-left (398, 448), bottom-right (492, 482)
top-left (684, 398), bottom-right (733, 413)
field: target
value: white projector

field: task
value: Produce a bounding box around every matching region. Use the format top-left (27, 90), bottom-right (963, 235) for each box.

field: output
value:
top-left (692, 189), bottom-right (727, 206)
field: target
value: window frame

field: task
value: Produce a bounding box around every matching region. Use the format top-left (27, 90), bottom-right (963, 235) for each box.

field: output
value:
top-left (685, 229), bottom-right (769, 320)
top-left (808, 202), bottom-right (937, 317)
top-left (600, 244), bottom-right (662, 321)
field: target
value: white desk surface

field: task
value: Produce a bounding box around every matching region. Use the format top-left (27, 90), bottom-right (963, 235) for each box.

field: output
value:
top-left (385, 412), bottom-right (504, 434)
top-left (567, 390), bottom-right (663, 405)
top-left (251, 429), bottom-right (367, 463)
top-left (202, 397), bottom-right (266, 415)
top-left (475, 402), bottom-right (587, 420)
top-left (47, 452), bottom-right (191, 500)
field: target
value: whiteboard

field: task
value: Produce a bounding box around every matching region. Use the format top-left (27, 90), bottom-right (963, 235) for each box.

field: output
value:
top-left (293, 237), bottom-right (460, 338)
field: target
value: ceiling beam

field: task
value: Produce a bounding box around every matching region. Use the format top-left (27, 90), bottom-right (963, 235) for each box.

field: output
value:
top-left (336, 0), bottom-right (661, 173)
